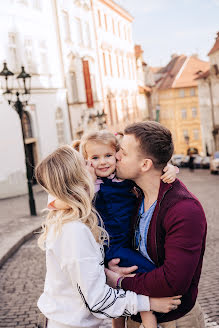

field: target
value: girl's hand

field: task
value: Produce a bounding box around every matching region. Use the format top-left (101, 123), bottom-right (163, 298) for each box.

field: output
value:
top-left (150, 295), bottom-right (182, 313)
top-left (86, 160), bottom-right (97, 182)
top-left (161, 164), bottom-right (179, 183)
top-left (53, 199), bottom-right (71, 210)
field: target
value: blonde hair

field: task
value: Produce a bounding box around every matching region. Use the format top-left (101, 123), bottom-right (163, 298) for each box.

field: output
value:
top-left (72, 131), bottom-right (120, 159)
top-left (35, 145), bottom-right (108, 250)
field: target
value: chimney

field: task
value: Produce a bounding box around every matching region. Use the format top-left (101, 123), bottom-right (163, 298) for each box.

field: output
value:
top-left (171, 53), bottom-right (178, 59)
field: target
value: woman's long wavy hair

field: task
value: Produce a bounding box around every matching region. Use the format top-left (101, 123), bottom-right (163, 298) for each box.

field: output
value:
top-left (35, 145), bottom-right (108, 250)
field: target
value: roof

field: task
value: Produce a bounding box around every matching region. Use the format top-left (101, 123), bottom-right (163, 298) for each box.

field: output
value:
top-left (156, 55), bottom-right (209, 89)
top-left (150, 67), bottom-right (162, 73)
top-left (156, 55), bottom-right (187, 90)
top-left (173, 56), bottom-right (209, 88)
top-left (208, 32), bottom-right (219, 56)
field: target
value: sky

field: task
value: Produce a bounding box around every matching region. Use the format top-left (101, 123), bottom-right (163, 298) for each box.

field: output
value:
top-left (116, 0), bottom-right (219, 67)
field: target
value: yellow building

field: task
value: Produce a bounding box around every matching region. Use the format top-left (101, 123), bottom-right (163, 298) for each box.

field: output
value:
top-left (154, 55), bottom-right (209, 155)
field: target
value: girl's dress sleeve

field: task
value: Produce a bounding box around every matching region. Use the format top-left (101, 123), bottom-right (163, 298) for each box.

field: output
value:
top-left (55, 222), bottom-right (150, 319)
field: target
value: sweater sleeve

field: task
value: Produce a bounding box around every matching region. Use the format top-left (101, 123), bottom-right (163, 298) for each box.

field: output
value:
top-left (55, 222), bottom-right (150, 319)
top-left (122, 199), bottom-right (207, 297)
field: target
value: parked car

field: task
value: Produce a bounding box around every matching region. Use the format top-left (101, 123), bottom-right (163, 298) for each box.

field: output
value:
top-left (193, 154), bottom-right (203, 169)
top-left (181, 155), bottom-right (190, 168)
top-left (210, 151), bottom-right (219, 174)
top-left (201, 156), bottom-right (210, 169)
top-left (171, 154), bottom-right (184, 167)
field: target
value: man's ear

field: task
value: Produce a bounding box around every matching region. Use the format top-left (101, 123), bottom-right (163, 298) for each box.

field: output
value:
top-left (141, 158), bottom-right (153, 172)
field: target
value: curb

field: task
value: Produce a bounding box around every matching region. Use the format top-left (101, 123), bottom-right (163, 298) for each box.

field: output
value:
top-left (0, 225), bottom-right (41, 269)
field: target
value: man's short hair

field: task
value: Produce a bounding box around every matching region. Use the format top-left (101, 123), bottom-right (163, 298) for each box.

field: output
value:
top-left (124, 121), bottom-right (174, 170)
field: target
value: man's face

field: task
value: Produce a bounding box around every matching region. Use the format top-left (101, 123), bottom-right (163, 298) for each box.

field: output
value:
top-left (116, 134), bottom-right (143, 180)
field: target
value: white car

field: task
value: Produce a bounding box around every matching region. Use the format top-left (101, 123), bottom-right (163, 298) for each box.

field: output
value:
top-left (171, 154), bottom-right (184, 167)
top-left (210, 151), bottom-right (219, 174)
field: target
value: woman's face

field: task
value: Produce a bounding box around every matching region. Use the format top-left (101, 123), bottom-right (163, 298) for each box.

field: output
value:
top-left (86, 142), bottom-right (116, 178)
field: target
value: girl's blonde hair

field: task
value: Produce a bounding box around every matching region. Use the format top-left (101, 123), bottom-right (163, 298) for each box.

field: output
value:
top-left (72, 130), bottom-right (120, 159)
top-left (35, 145), bottom-right (108, 250)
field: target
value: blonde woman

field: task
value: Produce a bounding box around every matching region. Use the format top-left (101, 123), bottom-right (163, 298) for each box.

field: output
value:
top-left (35, 145), bottom-right (181, 328)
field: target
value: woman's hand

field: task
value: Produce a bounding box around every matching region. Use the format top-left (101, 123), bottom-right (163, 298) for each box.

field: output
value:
top-left (150, 295), bottom-right (182, 313)
top-left (161, 164), bottom-right (179, 183)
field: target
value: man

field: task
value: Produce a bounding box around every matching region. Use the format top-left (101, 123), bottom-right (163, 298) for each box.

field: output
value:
top-left (105, 121), bottom-right (207, 327)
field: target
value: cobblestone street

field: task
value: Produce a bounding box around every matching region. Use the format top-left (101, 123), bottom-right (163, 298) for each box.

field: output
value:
top-left (0, 169), bottom-right (218, 327)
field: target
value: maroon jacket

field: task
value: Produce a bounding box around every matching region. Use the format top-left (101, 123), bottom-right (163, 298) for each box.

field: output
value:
top-left (122, 179), bottom-right (207, 323)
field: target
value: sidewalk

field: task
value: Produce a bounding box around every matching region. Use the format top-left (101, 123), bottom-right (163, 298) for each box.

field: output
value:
top-left (0, 185), bottom-right (47, 268)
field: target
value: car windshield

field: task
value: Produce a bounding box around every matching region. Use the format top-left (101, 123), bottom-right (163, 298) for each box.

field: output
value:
top-left (214, 152), bottom-right (219, 159)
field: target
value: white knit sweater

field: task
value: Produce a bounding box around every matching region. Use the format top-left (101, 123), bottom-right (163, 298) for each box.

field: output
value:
top-left (38, 220), bottom-right (150, 328)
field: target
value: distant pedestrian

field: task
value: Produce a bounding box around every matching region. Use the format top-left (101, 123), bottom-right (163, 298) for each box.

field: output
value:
top-left (35, 145), bottom-right (180, 328)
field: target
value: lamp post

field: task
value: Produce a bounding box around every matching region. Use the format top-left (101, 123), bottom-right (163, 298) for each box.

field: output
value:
top-left (89, 109), bottom-right (107, 129)
top-left (0, 62), bottom-right (36, 216)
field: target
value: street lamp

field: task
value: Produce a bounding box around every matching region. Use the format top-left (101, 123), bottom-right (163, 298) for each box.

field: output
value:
top-left (89, 110), bottom-right (107, 129)
top-left (0, 62), bottom-right (36, 216)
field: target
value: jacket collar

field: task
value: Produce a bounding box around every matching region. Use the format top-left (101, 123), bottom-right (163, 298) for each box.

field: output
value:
top-left (134, 179), bottom-right (174, 203)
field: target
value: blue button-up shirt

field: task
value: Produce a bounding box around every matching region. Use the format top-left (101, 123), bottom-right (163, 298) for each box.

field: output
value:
top-left (135, 200), bottom-right (157, 264)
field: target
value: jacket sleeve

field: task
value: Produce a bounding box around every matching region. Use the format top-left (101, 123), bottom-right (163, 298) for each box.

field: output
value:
top-left (122, 199), bottom-right (207, 297)
top-left (55, 222), bottom-right (150, 319)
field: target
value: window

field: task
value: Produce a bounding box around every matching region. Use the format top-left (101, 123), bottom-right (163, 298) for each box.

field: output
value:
top-left (179, 89), bottom-right (185, 97)
top-left (124, 25), bottom-right (127, 40)
top-left (22, 111), bottom-right (33, 139)
top-left (116, 55), bottom-right (120, 78)
top-left (122, 57), bottom-right (125, 77)
top-left (183, 129), bottom-right (189, 141)
top-left (24, 38), bottom-right (36, 73)
top-left (193, 129), bottom-right (199, 140)
top-left (109, 53), bottom-right (113, 76)
top-left (33, 0), bottom-right (41, 10)
top-left (181, 108), bottom-right (187, 119)
top-left (104, 14), bottom-right (108, 31)
top-left (190, 88), bottom-right (195, 96)
top-left (62, 12), bottom-right (71, 41)
top-left (102, 52), bottom-right (107, 76)
top-left (84, 22), bottom-right (91, 48)
top-left (98, 10), bottom-right (101, 27)
top-left (8, 33), bottom-right (18, 71)
top-left (112, 18), bottom-right (115, 34)
top-left (192, 107), bottom-right (197, 118)
top-left (55, 108), bottom-right (66, 146)
top-left (70, 72), bottom-right (79, 103)
top-left (17, 0), bottom-right (28, 5)
top-left (90, 74), bottom-right (97, 101)
top-left (75, 18), bottom-right (83, 45)
top-left (39, 40), bottom-right (48, 74)
top-left (118, 22), bottom-right (121, 38)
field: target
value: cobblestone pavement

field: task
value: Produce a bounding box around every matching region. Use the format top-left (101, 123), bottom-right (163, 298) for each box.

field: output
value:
top-left (0, 169), bottom-right (218, 327)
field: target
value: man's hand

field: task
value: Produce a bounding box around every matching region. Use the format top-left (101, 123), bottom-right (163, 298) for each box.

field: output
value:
top-left (108, 258), bottom-right (138, 275)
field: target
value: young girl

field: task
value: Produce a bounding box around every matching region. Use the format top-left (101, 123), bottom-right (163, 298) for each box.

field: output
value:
top-left (48, 133), bottom-right (179, 328)
top-left (36, 145), bottom-right (181, 328)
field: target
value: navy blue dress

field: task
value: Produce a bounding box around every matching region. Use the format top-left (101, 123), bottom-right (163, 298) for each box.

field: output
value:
top-left (95, 178), bottom-right (155, 273)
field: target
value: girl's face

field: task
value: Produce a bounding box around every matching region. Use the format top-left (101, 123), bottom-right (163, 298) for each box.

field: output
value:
top-left (86, 141), bottom-right (116, 178)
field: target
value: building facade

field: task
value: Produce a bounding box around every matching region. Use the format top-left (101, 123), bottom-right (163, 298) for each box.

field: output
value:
top-left (55, 0), bottom-right (103, 138)
top-left (196, 32), bottom-right (219, 153)
top-left (153, 55), bottom-right (209, 155)
top-left (91, 0), bottom-right (141, 132)
top-left (0, 0), bottom-right (72, 198)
